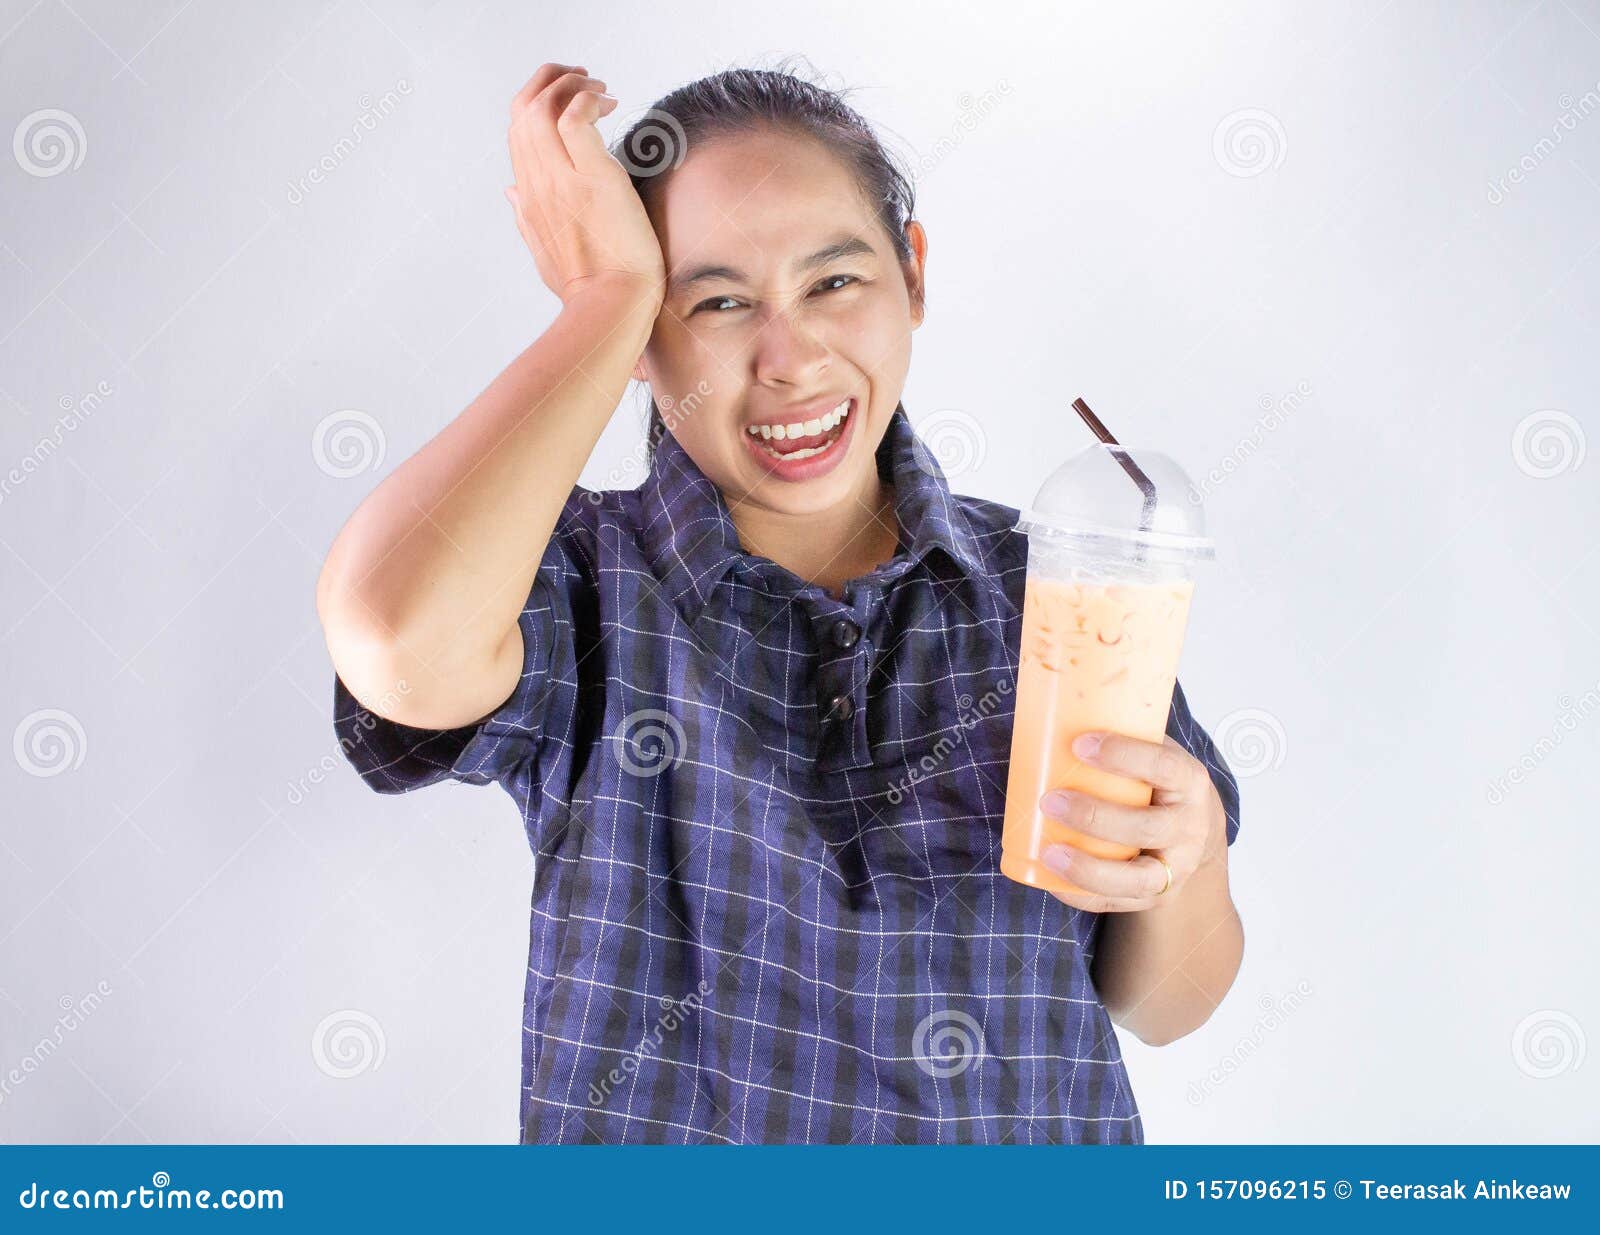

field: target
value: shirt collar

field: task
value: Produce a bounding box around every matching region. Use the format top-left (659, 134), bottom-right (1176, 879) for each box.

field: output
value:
top-left (636, 401), bottom-right (992, 623)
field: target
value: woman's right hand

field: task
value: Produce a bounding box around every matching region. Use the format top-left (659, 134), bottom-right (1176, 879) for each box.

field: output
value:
top-left (505, 63), bottom-right (667, 310)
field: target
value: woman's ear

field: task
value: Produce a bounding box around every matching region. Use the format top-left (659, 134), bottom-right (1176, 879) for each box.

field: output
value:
top-left (904, 220), bottom-right (928, 328)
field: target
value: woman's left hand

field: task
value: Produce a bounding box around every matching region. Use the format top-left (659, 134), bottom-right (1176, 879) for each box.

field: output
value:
top-left (1037, 732), bottom-right (1226, 913)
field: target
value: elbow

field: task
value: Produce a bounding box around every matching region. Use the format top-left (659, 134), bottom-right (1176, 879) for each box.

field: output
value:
top-left (323, 605), bottom-right (521, 733)
top-left (317, 558), bottom-right (521, 732)
top-left (1121, 1001), bottom-right (1219, 1049)
top-left (316, 552), bottom-right (370, 651)
top-left (1115, 913), bottom-right (1246, 1049)
top-left (324, 621), bottom-right (416, 727)
top-left (1131, 1016), bottom-right (1207, 1049)
top-left (318, 574), bottom-right (419, 725)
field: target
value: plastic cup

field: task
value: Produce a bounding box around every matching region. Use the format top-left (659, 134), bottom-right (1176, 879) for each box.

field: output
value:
top-left (999, 444), bottom-right (1214, 899)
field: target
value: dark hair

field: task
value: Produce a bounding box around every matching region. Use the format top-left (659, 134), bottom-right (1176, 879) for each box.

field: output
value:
top-left (608, 57), bottom-right (920, 466)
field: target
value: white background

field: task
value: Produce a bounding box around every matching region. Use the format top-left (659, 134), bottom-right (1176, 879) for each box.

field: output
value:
top-left (2, 0), bottom-right (1596, 1143)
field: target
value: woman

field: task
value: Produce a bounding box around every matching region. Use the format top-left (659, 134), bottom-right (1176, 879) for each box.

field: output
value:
top-left (316, 60), bottom-right (1244, 1145)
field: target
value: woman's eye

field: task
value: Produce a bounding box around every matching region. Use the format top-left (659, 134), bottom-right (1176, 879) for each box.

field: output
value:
top-left (693, 276), bottom-right (858, 314)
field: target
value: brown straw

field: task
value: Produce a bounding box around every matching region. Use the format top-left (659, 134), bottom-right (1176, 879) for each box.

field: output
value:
top-left (1072, 397), bottom-right (1158, 531)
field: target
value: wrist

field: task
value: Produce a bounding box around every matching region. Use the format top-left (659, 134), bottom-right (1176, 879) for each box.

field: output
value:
top-left (558, 279), bottom-right (660, 367)
top-left (564, 272), bottom-right (664, 319)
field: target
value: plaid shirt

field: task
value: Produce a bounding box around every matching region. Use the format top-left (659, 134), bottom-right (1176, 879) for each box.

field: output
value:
top-left (333, 404), bottom-right (1241, 1144)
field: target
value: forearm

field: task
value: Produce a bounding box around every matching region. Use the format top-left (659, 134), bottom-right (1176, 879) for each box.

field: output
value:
top-left (1090, 814), bottom-right (1243, 1047)
top-left (317, 283), bottom-right (658, 716)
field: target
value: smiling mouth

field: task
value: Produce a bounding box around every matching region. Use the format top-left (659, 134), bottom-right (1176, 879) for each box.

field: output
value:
top-left (744, 397), bottom-right (852, 461)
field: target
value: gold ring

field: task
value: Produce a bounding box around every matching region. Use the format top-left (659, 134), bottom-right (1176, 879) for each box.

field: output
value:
top-left (1152, 854), bottom-right (1173, 896)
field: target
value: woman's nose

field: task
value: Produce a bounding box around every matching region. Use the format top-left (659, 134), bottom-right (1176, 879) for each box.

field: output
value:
top-left (751, 307), bottom-right (832, 385)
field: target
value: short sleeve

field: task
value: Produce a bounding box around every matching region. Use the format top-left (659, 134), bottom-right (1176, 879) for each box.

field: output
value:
top-left (331, 496), bottom-right (591, 796)
top-left (1166, 679), bottom-right (1242, 847)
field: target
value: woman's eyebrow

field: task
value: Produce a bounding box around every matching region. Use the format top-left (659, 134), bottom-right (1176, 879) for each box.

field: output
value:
top-left (668, 234), bottom-right (876, 295)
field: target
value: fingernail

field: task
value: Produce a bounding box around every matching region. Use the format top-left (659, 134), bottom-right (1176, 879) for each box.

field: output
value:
top-left (1042, 845), bottom-right (1072, 874)
top-left (599, 92), bottom-right (616, 102)
top-left (1072, 733), bottom-right (1102, 760)
top-left (1041, 789), bottom-right (1075, 817)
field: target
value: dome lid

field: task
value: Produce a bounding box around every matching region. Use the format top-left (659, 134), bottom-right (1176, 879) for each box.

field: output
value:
top-left (1017, 443), bottom-right (1214, 561)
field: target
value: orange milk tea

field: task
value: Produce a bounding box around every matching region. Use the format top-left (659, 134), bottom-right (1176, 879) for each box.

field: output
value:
top-left (999, 575), bottom-right (1194, 898)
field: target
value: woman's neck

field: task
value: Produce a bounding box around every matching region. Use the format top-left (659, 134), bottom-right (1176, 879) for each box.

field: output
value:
top-left (730, 475), bottom-right (902, 599)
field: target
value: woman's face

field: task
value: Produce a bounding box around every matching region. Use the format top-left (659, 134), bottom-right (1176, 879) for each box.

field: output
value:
top-left (634, 128), bottom-right (927, 519)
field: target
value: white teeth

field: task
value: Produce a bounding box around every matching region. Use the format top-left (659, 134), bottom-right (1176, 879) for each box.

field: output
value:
top-left (744, 398), bottom-right (854, 455)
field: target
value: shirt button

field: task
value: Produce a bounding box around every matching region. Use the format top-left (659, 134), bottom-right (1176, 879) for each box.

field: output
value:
top-left (826, 693), bottom-right (855, 721)
top-left (832, 620), bottom-right (861, 649)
